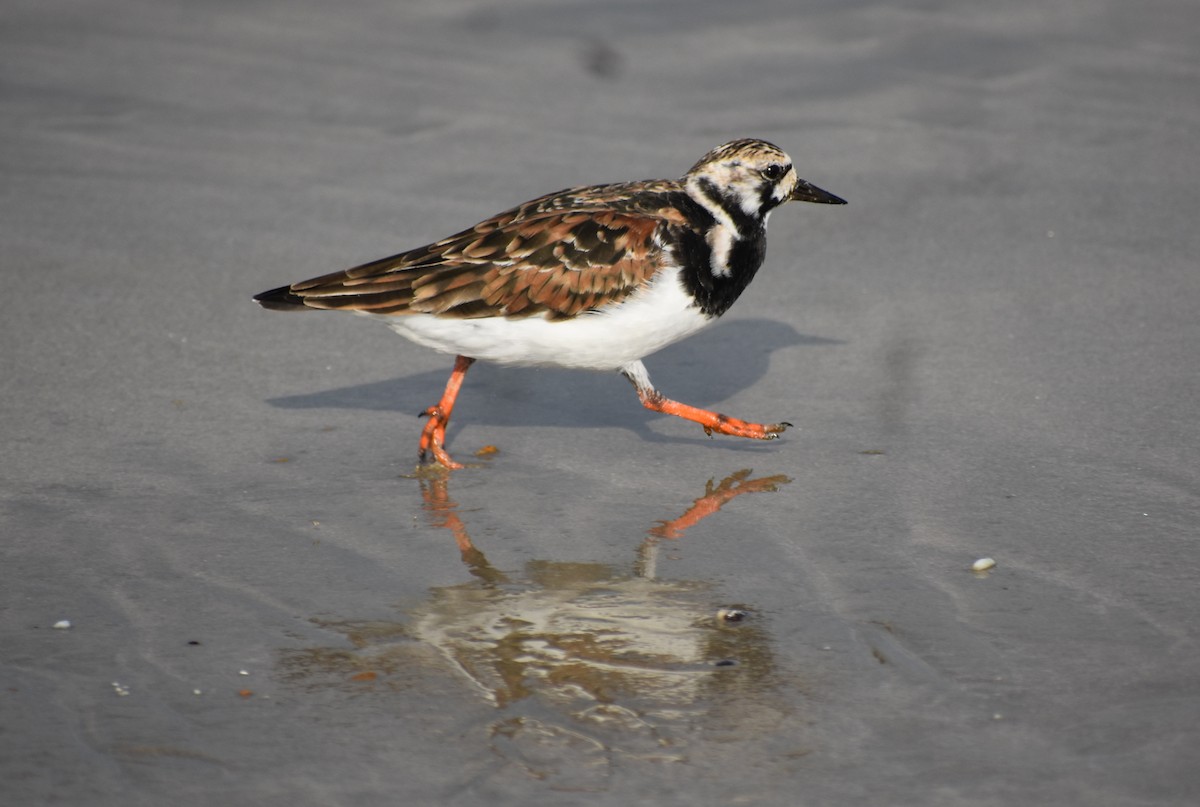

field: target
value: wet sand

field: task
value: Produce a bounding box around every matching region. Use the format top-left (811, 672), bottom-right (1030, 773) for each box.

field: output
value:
top-left (3, 1), bottom-right (1199, 804)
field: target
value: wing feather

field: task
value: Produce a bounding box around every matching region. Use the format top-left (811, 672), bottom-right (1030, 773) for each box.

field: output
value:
top-left (268, 181), bottom-right (691, 320)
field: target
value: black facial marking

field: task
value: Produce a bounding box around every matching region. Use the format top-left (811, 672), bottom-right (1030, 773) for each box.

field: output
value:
top-left (697, 178), bottom-right (757, 236)
top-left (758, 183), bottom-right (779, 214)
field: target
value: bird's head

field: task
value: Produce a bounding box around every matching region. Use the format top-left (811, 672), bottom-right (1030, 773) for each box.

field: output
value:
top-left (684, 138), bottom-right (846, 227)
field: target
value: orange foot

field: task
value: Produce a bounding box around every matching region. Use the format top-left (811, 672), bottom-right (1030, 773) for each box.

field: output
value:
top-left (637, 388), bottom-right (791, 440)
top-left (418, 405), bottom-right (461, 469)
top-left (417, 355), bottom-right (475, 470)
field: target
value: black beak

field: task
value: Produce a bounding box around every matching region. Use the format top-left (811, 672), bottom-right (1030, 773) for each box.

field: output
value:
top-left (790, 179), bottom-right (847, 205)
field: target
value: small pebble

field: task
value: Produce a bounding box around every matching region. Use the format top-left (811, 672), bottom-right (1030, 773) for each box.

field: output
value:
top-left (238, 670), bottom-right (250, 676)
top-left (111, 681), bottom-right (130, 697)
top-left (53, 620), bottom-right (72, 630)
top-left (972, 557), bottom-right (996, 572)
top-left (717, 608), bottom-right (748, 623)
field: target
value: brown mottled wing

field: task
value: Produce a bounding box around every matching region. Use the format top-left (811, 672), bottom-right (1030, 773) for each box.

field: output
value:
top-left (263, 181), bottom-right (689, 321)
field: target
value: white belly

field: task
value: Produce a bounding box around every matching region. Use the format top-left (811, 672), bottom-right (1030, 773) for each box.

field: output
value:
top-left (372, 269), bottom-right (711, 371)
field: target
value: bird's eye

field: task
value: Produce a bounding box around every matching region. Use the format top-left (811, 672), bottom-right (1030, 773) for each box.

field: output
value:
top-left (761, 164), bottom-right (786, 181)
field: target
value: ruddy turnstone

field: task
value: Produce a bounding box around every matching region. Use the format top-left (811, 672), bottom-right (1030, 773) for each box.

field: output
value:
top-left (254, 138), bottom-right (845, 468)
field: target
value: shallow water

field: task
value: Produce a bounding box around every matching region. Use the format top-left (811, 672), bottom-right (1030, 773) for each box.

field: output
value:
top-left (3, 0), bottom-right (1199, 804)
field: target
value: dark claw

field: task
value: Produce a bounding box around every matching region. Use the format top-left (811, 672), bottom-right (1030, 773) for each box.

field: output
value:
top-left (780, 422), bottom-right (793, 428)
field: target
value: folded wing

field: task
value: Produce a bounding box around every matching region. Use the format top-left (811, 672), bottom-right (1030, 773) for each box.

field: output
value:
top-left (255, 182), bottom-right (689, 321)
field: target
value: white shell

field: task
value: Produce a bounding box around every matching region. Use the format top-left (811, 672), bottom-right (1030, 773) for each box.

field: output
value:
top-left (52, 619), bottom-right (71, 630)
top-left (972, 557), bottom-right (997, 572)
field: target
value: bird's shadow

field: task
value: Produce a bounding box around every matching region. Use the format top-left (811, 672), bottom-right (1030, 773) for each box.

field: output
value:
top-left (266, 318), bottom-right (841, 446)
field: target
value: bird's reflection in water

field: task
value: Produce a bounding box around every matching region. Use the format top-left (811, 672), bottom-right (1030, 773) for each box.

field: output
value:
top-left (279, 470), bottom-right (804, 786)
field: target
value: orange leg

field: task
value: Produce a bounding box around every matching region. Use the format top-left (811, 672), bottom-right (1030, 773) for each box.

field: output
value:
top-left (634, 387), bottom-right (791, 440)
top-left (418, 355), bottom-right (475, 469)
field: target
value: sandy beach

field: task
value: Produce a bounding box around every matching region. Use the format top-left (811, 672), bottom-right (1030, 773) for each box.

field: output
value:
top-left (3, 1), bottom-right (1199, 804)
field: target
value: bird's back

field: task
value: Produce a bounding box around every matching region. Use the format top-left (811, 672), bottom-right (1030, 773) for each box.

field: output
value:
top-left (253, 179), bottom-right (697, 321)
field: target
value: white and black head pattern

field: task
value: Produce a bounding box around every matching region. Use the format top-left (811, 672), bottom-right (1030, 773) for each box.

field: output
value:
top-left (685, 138), bottom-right (803, 230)
top-left (673, 138), bottom-right (846, 316)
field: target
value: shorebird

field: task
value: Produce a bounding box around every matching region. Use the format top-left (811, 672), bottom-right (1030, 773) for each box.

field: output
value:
top-left (254, 138), bottom-right (845, 468)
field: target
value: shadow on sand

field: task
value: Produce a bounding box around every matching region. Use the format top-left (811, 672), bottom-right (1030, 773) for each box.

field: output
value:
top-left (265, 319), bottom-right (841, 439)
